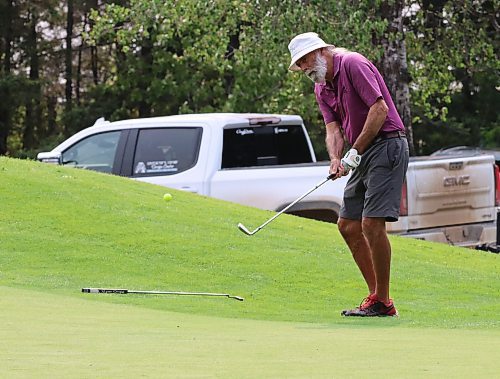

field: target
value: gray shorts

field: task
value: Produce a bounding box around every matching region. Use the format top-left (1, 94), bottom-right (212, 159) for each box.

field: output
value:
top-left (340, 137), bottom-right (409, 222)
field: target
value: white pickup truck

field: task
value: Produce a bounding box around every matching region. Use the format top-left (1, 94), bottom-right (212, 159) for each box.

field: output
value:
top-left (37, 113), bottom-right (499, 248)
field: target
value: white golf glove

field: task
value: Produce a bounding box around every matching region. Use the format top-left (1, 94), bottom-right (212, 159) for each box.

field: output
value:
top-left (341, 148), bottom-right (361, 171)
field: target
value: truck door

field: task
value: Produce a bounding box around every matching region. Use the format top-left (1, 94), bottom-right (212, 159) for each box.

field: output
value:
top-left (121, 126), bottom-right (206, 193)
top-left (60, 130), bottom-right (128, 174)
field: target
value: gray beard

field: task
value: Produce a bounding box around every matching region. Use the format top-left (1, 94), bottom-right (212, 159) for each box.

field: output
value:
top-left (305, 54), bottom-right (327, 83)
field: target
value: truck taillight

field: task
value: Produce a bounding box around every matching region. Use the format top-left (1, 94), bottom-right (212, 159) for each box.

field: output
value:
top-left (494, 165), bottom-right (500, 206)
top-left (399, 180), bottom-right (408, 216)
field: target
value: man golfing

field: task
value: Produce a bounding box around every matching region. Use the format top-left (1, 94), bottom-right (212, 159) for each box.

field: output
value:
top-left (288, 32), bottom-right (409, 317)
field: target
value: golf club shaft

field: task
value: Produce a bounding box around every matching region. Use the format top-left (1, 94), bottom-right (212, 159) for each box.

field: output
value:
top-left (240, 174), bottom-right (335, 235)
top-left (129, 290), bottom-right (240, 299)
top-left (263, 175), bottom-right (333, 226)
top-left (82, 288), bottom-right (244, 301)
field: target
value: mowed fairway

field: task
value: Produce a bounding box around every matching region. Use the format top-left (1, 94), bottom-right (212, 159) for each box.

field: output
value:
top-left (2, 287), bottom-right (499, 378)
top-left (1, 157), bottom-right (499, 378)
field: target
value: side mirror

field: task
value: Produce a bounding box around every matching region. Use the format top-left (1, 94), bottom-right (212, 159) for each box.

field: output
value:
top-left (37, 151), bottom-right (62, 165)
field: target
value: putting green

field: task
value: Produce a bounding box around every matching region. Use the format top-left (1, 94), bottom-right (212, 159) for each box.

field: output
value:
top-left (1, 287), bottom-right (498, 378)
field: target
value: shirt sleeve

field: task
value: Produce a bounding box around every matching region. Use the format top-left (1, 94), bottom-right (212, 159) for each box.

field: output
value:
top-left (314, 85), bottom-right (340, 125)
top-left (344, 53), bottom-right (383, 108)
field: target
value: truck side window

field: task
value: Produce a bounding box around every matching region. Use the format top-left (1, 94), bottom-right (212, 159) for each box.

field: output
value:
top-left (222, 124), bottom-right (313, 169)
top-left (132, 127), bottom-right (202, 176)
top-left (62, 131), bottom-right (121, 173)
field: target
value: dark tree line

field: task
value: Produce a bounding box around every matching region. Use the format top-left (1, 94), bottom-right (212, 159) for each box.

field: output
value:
top-left (0, 0), bottom-right (498, 159)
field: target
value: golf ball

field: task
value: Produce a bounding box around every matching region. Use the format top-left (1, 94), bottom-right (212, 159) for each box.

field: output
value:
top-left (163, 193), bottom-right (173, 202)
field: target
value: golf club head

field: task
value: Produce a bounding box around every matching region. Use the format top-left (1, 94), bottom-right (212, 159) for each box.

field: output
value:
top-left (237, 223), bottom-right (254, 236)
top-left (229, 295), bottom-right (244, 301)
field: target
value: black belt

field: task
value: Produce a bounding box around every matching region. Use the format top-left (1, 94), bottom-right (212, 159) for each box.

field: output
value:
top-left (373, 130), bottom-right (406, 144)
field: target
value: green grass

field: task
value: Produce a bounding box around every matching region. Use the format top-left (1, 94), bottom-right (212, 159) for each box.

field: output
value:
top-left (2, 287), bottom-right (499, 378)
top-left (1, 156), bottom-right (499, 377)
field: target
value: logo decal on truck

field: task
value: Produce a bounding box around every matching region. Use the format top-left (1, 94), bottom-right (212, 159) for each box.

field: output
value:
top-left (443, 175), bottom-right (470, 187)
top-left (236, 129), bottom-right (254, 136)
top-left (274, 127), bottom-right (289, 134)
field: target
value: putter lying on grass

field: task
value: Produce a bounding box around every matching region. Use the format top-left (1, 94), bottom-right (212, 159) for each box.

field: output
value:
top-left (238, 174), bottom-right (336, 236)
top-left (82, 288), bottom-right (244, 301)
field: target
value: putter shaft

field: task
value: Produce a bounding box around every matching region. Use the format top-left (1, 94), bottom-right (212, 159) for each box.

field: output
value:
top-left (82, 288), bottom-right (244, 301)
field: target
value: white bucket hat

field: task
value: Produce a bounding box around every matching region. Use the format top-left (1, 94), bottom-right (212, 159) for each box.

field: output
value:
top-left (288, 32), bottom-right (333, 71)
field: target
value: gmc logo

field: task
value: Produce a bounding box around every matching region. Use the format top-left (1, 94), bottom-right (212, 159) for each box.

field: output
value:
top-left (443, 175), bottom-right (470, 187)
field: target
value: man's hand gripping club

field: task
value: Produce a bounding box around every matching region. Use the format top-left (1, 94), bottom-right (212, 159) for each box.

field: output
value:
top-left (330, 148), bottom-right (362, 178)
top-left (341, 148), bottom-right (361, 171)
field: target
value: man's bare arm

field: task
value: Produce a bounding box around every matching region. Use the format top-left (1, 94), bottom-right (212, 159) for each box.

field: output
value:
top-left (352, 98), bottom-right (388, 154)
top-left (325, 121), bottom-right (345, 177)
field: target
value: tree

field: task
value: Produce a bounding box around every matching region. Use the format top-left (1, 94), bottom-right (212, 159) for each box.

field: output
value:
top-left (0, 0), bottom-right (15, 155)
top-left (0, 0), bottom-right (497, 158)
top-left (65, 0), bottom-right (74, 118)
top-left (406, 0), bottom-right (499, 153)
top-left (23, 4), bottom-right (42, 150)
top-left (375, 0), bottom-right (415, 155)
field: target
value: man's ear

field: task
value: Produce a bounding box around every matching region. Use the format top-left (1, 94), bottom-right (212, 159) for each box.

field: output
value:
top-left (318, 47), bottom-right (329, 59)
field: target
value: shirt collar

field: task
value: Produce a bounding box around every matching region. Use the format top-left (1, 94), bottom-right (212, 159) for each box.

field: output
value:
top-left (332, 53), bottom-right (341, 80)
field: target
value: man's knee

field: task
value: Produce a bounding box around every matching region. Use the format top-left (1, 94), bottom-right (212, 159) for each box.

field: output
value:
top-left (338, 218), bottom-right (362, 240)
top-left (361, 217), bottom-right (386, 239)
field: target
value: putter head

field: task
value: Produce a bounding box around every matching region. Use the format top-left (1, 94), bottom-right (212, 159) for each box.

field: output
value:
top-left (237, 223), bottom-right (254, 236)
top-left (230, 295), bottom-right (244, 301)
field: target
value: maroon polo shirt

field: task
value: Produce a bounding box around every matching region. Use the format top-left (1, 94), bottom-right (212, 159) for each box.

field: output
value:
top-left (314, 52), bottom-right (404, 145)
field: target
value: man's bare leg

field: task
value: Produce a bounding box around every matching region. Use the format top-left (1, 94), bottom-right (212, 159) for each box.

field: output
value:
top-left (337, 217), bottom-right (376, 294)
top-left (362, 217), bottom-right (391, 303)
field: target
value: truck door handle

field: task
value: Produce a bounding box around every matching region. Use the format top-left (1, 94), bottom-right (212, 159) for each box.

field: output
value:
top-left (181, 186), bottom-right (198, 193)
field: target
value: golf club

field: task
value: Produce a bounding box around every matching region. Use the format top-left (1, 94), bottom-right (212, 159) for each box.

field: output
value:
top-left (238, 173), bottom-right (336, 236)
top-left (82, 288), bottom-right (244, 301)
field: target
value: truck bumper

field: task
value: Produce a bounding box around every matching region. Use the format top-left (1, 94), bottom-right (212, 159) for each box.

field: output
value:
top-left (391, 220), bottom-right (497, 248)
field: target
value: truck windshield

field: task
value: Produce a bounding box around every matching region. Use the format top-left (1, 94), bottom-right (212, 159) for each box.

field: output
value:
top-left (222, 124), bottom-right (312, 168)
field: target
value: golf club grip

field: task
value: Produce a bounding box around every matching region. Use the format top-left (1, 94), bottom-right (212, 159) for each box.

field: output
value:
top-left (328, 162), bottom-right (350, 179)
top-left (82, 288), bottom-right (129, 294)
